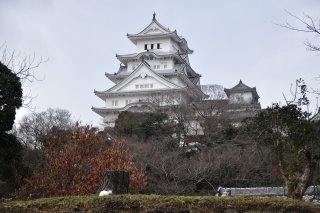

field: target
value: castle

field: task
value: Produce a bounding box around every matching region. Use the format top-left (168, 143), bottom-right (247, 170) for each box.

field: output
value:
top-left (92, 14), bottom-right (261, 128)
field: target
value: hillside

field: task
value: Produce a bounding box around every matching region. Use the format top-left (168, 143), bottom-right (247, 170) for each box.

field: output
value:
top-left (1, 194), bottom-right (320, 213)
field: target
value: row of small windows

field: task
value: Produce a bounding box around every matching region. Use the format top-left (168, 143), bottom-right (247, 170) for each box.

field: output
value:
top-left (135, 84), bottom-right (153, 89)
top-left (144, 43), bottom-right (161, 50)
top-left (128, 56), bottom-right (171, 62)
top-left (111, 100), bottom-right (118, 106)
top-left (153, 64), bottom-right (167, 69)
top-left (131, 63), bottom-right (167, 71)
top-left (111, 99), bottom-right (133, 107)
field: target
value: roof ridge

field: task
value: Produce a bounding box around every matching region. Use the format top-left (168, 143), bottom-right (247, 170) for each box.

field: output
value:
top-left (129, 13), bottom-right (172, 36)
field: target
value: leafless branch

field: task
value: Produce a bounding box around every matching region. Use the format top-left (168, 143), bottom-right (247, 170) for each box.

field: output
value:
top-left (0, 44), bottom-right (47, 109)
top-left (276, 10), bottom-right (320, 52)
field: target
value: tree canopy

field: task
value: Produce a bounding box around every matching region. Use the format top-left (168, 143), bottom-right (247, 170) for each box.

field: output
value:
top-left (115, 111), bottom-right (173, 140)
top-left (244, 104), bottom-right (320, 199)
top-left (19, 125), bottom-right (146, 198)
top-left (0, 61), bottom-right (22, 132)
top-left (0, 61), bottom-right (27, 197)
top-left (17, 108), bottom-right (73, 148)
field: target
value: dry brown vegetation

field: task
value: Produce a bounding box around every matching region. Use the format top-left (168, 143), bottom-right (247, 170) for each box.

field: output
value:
top-left (19, 124), bottom-right (146, 198)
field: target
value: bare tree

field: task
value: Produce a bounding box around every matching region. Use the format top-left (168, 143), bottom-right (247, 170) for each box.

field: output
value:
top-left (17, 108), bottom-right (73, 148)
top-left (0, 44), bottom-right (45, 108)
top-left (123, 135), bottom-right (278, 195)
top-left (278, 10), bottom-right (320, 52)
top-left (277, 12), bottom-right (320, 106)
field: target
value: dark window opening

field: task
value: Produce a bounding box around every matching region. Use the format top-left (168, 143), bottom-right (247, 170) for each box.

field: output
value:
top-left (157, 43), bottom-right (160, 49)
top-left (151, 44), bottom-right (154, 49)
top-left (144, 44), bottom-right (148, 50)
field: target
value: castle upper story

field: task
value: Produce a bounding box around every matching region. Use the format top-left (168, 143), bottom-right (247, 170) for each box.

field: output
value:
top-left (107, 13), bottom-right (201, 86)
top-left (127, 13), bottom-right (193, 55)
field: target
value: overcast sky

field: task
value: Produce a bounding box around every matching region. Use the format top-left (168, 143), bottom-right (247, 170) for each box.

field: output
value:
top-left (1, 0), bottom-right (319, 127)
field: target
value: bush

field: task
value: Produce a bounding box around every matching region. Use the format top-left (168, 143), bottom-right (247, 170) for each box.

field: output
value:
top-left (115, 111), bottom-right (173, 140)
top-left (19, 124), bottom-right (146, 198)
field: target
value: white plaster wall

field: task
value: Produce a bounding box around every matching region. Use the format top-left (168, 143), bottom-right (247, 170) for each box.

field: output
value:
top-left (119, 76), bottom-right (170, 91)
top-left (105, 96), bottom-right (143, 109)
top-left (169, 39), bottom-right (183, 52)
top-left (105, 97), bottom-right (122, 108)
top-left (230, 92), bottom-right (253, 104)
top-left (149, 59), bottom-right (173, 70)
top-left (136, 38), bottom-right (171, 53)
top-left (127, 62), bottom-right (140, 72)
top-left (169, 76), bottom-right (186, 87)
top-left (105, 90), bottom-right (186, 109)
top-left (102, 90), bottom-right (191, 125)
top-left (127, 59), bottom-right (174, 72)
top-left (167, 60), bottom-right (174, 69)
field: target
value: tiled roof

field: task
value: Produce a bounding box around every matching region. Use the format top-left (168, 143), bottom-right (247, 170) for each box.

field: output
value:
top-left (224, 80), bottom-right (259, 99)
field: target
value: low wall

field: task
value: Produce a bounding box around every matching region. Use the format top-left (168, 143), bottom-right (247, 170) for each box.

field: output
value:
top-left (218, 186), bottom-right (319, 196)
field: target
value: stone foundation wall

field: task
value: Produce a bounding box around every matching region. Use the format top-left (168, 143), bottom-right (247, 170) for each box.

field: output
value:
top-left (219, 186), bottom-right (319, 196)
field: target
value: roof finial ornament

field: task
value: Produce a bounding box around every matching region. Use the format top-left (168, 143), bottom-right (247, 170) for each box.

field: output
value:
top-left (153, 12), bottom-right (156, 21)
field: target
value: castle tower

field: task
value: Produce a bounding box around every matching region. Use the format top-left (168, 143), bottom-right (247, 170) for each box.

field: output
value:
top-left (92, 14), bottom-right (207, 126)
top-left (224, 80), bottom-right (260, 105)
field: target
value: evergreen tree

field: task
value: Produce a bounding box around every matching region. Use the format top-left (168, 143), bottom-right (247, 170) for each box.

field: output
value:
top-left (0, 61), bottom-right (27, 197)
top-left (244, 104), bottom-right (320, 199)
top-left (0, 62), bottom-right (22, 131)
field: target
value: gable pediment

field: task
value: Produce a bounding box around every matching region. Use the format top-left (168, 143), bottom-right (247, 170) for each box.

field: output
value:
top-left (141, 22), bottom-right (168, 35)
top-left (107, 63), bottom-right (181, 93)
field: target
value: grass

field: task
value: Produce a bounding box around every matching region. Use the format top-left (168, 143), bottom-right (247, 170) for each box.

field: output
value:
top-left (1, 194), bottom-right (320, 212)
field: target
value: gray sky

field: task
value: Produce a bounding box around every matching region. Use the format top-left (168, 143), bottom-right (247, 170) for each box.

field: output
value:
top-left (1, 0), bottom-right (319, 127)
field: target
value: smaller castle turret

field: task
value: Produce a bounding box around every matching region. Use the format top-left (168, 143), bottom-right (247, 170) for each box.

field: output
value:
top-left (224, 80), bottom-right (260, 105)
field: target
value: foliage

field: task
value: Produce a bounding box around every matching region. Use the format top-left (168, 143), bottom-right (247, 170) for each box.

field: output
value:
top-left (200, 114), bottom-right (236, 144)
top-left (0, 61), bottom-right (29, 197)
top-left (13, 108), bottom-right (74, 177)
top-left (0, 61), bottom-right (22, 132)
top-left (115, 111), bottom-right (173, 140)
top-left (243, 103), bottom-right (320, 199)
top-left (0, 132), bottom-right (30, 197)
top-left (2, 194), bottom-right (320, 213)
top-left (284, 78), bottom-right (312, 118)
top-left (19, 124), bottom-right (146, 198)
top-left (124, 136), bottom-right (279, 195)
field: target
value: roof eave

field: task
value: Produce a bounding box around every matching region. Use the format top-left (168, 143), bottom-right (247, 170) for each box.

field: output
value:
top-left (177, 72), bottom-right (208, 99)
top-left (94, 90), bottom-right (107, 101)
top-left (117, 52), bottom-right (186, 65)
top-left (92, 107), bottom-right (119, 117)
top-left (105, 74), bottom-right (124, 84)
top-left (95, 88), bottom-right (186, 97)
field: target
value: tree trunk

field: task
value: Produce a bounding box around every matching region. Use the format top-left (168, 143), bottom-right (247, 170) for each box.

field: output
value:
top-left (286, 163), bottom-right (314, 199)
top-left (97, 170), bottom-right (130, 194)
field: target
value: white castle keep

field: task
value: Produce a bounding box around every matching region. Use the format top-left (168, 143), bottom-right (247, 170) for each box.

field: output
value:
top-left (92, 14), bottom-right (261, 127)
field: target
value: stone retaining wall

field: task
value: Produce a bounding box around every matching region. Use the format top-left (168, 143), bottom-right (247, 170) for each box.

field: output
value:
top-left (219, 186), bottom-right (319, 196)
